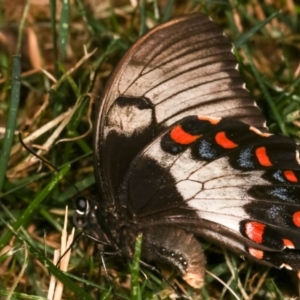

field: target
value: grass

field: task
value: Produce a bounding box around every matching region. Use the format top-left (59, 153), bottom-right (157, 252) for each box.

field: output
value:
top-left (0, 0), bottom-right (299, 299)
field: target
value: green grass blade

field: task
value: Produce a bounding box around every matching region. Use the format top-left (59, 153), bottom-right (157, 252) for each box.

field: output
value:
top-left (49, 0), bottom-right (59, 78)
top-left (244, 46), bottom-right (287, 135)
top-left (162, 0), bottom-right (174, 22)
top-left (234, 11), bottom-right (280, 47)
top-left (15, 232), bottom-right (95, 300)
top-left (0, 55), bottom-right (21, 192)
top-left (0, 289), bottom-right (48, 300)
top-left (58, 0), bottom-right (70, 61)
top-left (16, 0), bottom-right (31, 54)
top-left (139, 0), bottom-right (147, 35)
top-left (0, 165), bottom-right (70, 250)
top-left (131, 233), bottom-right (142, 300)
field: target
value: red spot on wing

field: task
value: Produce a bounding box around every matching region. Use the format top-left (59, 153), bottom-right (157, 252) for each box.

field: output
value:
top-left (215, 132), bottom-right (238, 149)
top-left (170, 125), bottom-right (200, 145)
top-left (284, 170), bottom-right (298, 182)
top-left (283, 239), bottom-right (295, 249)
top-left (293, 212), bottom-right (300, 227)
top-left (245, 221), bottom-right (265, 244)
top-left (248, 248), bottom-right (264, 260)
top-left (255, 147), bottom-right (272, 167)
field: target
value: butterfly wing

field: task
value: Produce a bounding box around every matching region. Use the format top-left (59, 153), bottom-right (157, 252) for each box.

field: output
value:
top-left (119, 115), bottom-right (300, 280)
top-left (93, 13), bottom-right (266, 207)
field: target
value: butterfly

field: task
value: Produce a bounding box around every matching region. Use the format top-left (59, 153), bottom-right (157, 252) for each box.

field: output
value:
top-left (74, 13), bottom-right (300, 288)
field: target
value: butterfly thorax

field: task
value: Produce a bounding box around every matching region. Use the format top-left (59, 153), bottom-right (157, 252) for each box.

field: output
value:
top-left (87, 198), bottom-right (141, 258)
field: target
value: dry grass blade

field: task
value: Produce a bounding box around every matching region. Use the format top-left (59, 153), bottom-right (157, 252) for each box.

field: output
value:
top-left (205, 269), bottom-right (241, 300)
top-left (47, 206), bottom-right (75, 300)
top-left (5, 243), bottom-right (28, 300)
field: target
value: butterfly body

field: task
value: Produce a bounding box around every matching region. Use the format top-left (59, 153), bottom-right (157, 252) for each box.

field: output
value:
top-left (76, 13), bottom-right (300, 288)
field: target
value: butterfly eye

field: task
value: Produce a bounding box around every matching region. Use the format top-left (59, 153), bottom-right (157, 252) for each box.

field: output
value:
top-left (75, 197), bottom-right (90, 215)
top-left (73, 197), bottom-right (90, 229)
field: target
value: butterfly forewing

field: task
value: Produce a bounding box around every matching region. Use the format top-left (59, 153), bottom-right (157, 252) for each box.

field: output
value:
top-left (93, 13), bottom-right (266, 208)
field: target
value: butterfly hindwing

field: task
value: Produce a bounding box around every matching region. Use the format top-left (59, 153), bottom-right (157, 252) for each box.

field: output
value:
top-left (119, 115), bottom-right (300, 273)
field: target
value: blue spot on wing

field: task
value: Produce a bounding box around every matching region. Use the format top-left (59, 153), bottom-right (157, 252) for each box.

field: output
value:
top-left (238, 147), bottom-right (254, 169)
top-left (272, 170), bottom-right (285, 182)
top-left (268, 205), bottom-right (283, 219)
top-left (198, 140), bottom-right (217, 159)
top-left (270, 187), bottom-right (296, 203)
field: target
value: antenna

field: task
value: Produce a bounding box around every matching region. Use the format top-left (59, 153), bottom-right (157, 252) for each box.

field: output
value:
top-left (18, 132), bottom-right (81, 195)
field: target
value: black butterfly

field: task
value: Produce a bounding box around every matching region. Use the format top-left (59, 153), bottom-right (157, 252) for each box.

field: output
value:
top-left (75, 13), bottom-right (300, 288)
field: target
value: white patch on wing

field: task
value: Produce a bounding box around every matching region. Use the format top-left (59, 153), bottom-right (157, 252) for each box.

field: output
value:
top-left (195, 187), bottom-right (251, 200)
top-left (204, 172), bottom-right (266, 188)
top-left (187, 198), bottom-right (250, 232)
top-left (105, 103), bottom-right (152, 137)
top-left (146, 142), bottom-right (177, 168)
top-left (189, 157), bottom-right (270, 188)
top-left (189, 157), bottom-right (238, 182)
top-left (175, 180), bottom-right (203, 199)
top-left (170, 149), bottom-right (206, 181)
top-left (143, 134), bottom-right (255, 234)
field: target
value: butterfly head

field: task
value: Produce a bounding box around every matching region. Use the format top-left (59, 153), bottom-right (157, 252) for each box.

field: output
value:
top-left (73, 196), bottom-right (90, 229)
